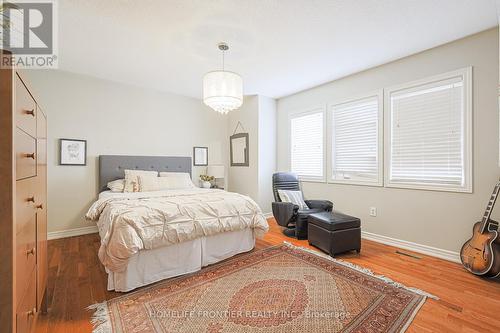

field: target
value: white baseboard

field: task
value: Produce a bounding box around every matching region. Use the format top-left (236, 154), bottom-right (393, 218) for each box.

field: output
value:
top-left (361, 231), bottom-right (461, 263)
top-left (48, 225), bottom-right (99, 240)
top-left (49, 213), bottom-right (272, 240)
top-left (47, 219), bottom-right (460, 264)
top-left (48, 215), bottom-right (276, 240)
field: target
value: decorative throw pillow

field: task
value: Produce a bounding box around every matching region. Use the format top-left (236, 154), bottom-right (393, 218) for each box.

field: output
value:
top-left (277, 190), bottom-right (308, 210)
top-left (158, 172), bottom-right (196, 189)
top-left (159, 172), bottom-right (189, 177)
top-left (107, 179), bottom-right (125, 192)
top-left (137, 176), bottom-right (171, 192)
top-left (123, 169), bottom-right (158, 192)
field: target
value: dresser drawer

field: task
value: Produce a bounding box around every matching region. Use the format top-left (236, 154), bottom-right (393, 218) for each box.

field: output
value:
top-left (15, 74), bottom-right (37, 137)
top-left (16, 270), bottom-right (37, 333)
top-left (16, 177), bottom-right (37, 234)
top-left (16, 215), bottom-right (36, 304)
top-left (15, 128), bottom-right (36, 180)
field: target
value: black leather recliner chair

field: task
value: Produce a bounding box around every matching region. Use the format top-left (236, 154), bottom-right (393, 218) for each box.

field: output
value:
top-left (271, 172), bottom-right (333, 239)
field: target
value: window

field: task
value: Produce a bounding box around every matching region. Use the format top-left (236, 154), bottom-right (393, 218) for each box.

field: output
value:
top-left (386, 68), bottom-right (472, 192)
top-left (330, 93), bottom-right (382, 185)
top-left (290, 108), bottom-right (325, 181)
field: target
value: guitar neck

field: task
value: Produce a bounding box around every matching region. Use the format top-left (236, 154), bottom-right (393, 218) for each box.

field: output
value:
top-left (481, 182), bottom-right (500, 232)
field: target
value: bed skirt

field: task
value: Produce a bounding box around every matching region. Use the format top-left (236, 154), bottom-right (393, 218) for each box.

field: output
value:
top-left (106, 228), bottom-right (255, 292)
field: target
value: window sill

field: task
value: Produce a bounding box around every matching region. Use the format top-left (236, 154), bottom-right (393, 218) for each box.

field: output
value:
top-left (328, 179), bottom-right (383, 187)
top-left (384, 182), bottom-right (472, 194)
top-left (298, 178), bottom-right (326, 184)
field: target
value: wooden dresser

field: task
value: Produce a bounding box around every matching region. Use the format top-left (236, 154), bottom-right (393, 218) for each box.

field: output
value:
top-left (0, 60), bottom-right (48, 333)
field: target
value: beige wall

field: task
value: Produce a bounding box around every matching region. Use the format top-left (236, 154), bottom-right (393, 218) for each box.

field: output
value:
top-left (227, 95), bottom-right (277, 214)
top-left (21, 70), bottom-right (229, 233)
top-left (228, 96), bottom-right (260, 201)
top-left (257, 96), bottom-right (277, 213)
top-left (277, 28), bottom-right (499, 253)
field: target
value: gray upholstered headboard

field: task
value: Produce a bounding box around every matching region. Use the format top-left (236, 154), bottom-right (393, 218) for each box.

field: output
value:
top-left (99, 155), bottom-right (192, 192)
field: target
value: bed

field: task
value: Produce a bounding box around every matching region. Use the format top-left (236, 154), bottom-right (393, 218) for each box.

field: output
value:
top-left (86, 155), bottom-right (268, 292)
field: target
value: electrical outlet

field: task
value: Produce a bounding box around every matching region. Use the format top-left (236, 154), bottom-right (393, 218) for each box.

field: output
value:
top-left (369, 207), bottom-right (377, 217)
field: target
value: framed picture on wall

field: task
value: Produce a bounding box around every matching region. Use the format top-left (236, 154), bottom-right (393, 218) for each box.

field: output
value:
top-left (193, 146), bottom-right (208, 166)
top-left (59, 139), bottom-right (87, 166)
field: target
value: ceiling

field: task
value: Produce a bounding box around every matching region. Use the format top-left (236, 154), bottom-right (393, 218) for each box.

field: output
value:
top-left (58, 0), bottom-right (498, 99)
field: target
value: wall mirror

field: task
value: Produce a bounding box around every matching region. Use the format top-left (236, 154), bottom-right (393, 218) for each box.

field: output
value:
top-left (230, 133), bottom-right (249, 166)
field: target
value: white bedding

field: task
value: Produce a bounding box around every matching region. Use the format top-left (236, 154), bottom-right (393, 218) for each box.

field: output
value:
top-left (86, 189), bottom-right (268, 272)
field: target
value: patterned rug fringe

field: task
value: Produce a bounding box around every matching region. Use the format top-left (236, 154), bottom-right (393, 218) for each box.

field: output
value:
top-left (283, 241), bottom-right (439, 300)
top-left (87, 301), bottom-right (112, 333)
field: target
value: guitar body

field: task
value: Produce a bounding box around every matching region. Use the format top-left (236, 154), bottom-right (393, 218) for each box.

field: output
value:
top-left (460, 221), bottom-right (500, 278)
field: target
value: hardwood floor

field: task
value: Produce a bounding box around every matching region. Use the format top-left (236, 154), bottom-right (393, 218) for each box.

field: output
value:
top-left (36, 218), bottom-right (500, 333)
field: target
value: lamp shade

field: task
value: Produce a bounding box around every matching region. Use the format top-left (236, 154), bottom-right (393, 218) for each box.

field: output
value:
top-left (207, 165), bottom-right (225, 178)
top-left (203, 70), bottom-right (243, 114)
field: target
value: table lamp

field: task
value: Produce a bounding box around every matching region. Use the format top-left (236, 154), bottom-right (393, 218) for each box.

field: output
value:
top-left (207, 165), bottom-right (225, 189)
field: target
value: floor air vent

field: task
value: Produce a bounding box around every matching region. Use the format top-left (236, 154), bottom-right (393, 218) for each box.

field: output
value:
top-left (395, 250), bottom-right (422, 259)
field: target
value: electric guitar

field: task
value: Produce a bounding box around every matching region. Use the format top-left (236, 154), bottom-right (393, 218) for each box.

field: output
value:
top-left (460, 181), bottom-right (500, 278)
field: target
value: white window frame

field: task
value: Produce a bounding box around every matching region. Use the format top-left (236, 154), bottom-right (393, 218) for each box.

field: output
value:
top-left (384, 67), bottom-right (473, 193)
top-left (288, 105), bottom-right (327, 182)
top-left (327, 91), bottom-right (384, 187)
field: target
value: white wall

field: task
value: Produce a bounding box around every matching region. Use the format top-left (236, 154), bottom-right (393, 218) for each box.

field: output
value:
top-left (227, 95), bottom-right (277, 213)
top-left (227, 96), bottom-right (259, 200)
top-left (257, 96), bottom-right (277, 213)
top-left (277, 28), bottom-right (499, 253)
top-left (20, 70), bottom-right (228, 233)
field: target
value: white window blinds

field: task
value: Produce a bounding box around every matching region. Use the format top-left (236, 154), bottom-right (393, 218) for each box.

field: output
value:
top-left (331, 96), bottom-right (381, 184)
top-left (290, 110), bottom-right (324, 180)
top-left (388, 74), bottom-right (470, 191)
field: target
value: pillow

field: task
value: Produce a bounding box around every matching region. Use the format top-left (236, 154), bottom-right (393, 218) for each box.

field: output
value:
top-left (123, 169), bottom-right (158, 192)
top-left (158, 172), bottom-right (196, 189)
top-left (277, 190), bottom-right (308, 210)
top-left (107, 179), bottom-right (125, 192)
top-left (137, 175), bottom-right (170, 192)
top-left (158, 172), bottom-right (191, 178)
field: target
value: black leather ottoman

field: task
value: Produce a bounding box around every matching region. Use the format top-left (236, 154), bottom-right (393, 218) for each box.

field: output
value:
top-left (308, 211), bottom-right (361, 256)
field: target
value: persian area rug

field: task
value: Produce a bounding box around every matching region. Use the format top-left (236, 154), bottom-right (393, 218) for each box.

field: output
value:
top-left (89, 243), bottom-right (436, 333)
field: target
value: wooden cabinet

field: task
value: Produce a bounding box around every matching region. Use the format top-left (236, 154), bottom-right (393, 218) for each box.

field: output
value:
top-left (16, 178), bottom-right (37, 233)
top-left (14, 74), bottom-right (37, 137)
top-left (36, 108), bottom-right (47, 313)
top-left (0, 60), bottom-right (48, 333)
top-left (16, 214), bottom-right (37, 304)
top-left (15, 272), bottom-right (37, 333)
top-left (15, 129), bottom-right (37, 180)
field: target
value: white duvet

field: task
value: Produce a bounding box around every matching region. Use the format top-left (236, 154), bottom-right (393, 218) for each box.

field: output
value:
top-left (86, 189), bottom-right (268, 272)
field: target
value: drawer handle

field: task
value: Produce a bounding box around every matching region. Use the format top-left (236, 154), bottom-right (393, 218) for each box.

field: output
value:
top-left (36, 203), bottom-right (43, 209)
top-left (27, 247), bottom-right (36, 256)
top-left (27, 308), bottom-right (36, 316)
top-left (25, 153), bottom-right (36, 159)
top-left (27, 196), bottom-right (35, 203)
top-left (25, 109), bottom-right (35, 117)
